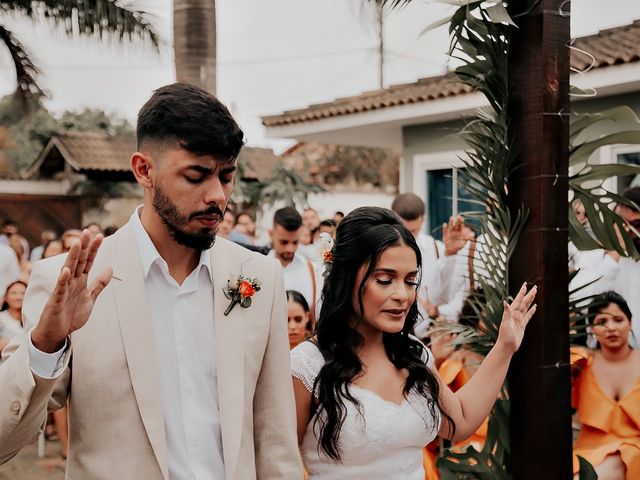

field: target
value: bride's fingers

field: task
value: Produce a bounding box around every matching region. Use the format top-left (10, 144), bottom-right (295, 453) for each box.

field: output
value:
top-left (503, 301), bottom-right (513, 320)
top-left (520, 286), bottom-right (537, 312)
top-left (524, 304), bottom-right (537, 323)
top-left (510, 283), bottom-right (528, 311)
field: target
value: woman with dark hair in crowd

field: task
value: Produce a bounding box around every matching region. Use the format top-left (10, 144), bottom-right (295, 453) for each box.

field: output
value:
top-left (287, 290), bottom-right (312, 350)
top-left (572, 291), bottom-right (640, 479)
top-left (0, 280), bottom-right (27, 353)
top-left (291, 206), bottom-right (537, 479)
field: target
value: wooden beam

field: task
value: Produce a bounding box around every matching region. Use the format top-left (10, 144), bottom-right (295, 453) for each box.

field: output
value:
top-left (506, 1), bottom-right (573, 478)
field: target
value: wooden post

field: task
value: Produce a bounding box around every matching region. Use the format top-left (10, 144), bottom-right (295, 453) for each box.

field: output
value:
top-left (506, 0), bottom-right (572, 478)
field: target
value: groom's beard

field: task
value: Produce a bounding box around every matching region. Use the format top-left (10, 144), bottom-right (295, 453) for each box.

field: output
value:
top-left (152, 183), bottom-right (221, 251)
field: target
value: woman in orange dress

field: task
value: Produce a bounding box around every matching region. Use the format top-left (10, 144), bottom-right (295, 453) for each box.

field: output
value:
top-left (572, 291), bottom-right (640, 479)
top-left (422, 327), bottom-right (488, 479)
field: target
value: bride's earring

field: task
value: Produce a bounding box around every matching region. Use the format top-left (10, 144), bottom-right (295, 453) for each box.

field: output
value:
top-left (587, 330), bottom-right (598, 349)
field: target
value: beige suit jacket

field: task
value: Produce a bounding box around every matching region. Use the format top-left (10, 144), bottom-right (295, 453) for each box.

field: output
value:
top-left (0, 221), bottom-right (303, 479)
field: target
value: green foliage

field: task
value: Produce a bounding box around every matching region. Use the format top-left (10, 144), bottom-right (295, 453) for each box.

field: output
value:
top-left (414, 1), bottom-right (523, 475)
top-left (577, 456), bottom-right (598, 480)
top-left (437, 398), bottom-right (511, 479)
top-left (569, 106), bottom-right (640, 259)
top-left (1, 0), bottom-right (158, 106)
top-left (233, 163), bottom-right (325, 213)
top-left (0, 94), bottom-right (133, 174)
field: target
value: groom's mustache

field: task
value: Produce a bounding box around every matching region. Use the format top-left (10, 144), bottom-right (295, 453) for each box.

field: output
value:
top-left (189, 206), bottom-right (224, 220)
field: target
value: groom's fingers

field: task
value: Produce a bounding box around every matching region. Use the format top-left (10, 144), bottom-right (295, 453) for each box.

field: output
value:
top-left (83, 234), bottom-right (104, 275)
top-left (52, 267), bottom-right (72, 305)
top-left (74, 230), bottom-right (92, 277)
top-left (64, 239), bottom-right (81, 278)
top-left (89, 267), bottom-right (113, 302)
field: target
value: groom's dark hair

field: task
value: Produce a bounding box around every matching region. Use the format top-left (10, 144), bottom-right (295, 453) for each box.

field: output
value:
top-left (136, 82), bottom-right (244, 160)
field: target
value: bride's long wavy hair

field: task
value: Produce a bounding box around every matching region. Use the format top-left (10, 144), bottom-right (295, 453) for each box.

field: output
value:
top-left (312, 206), bottom-right (454, 460)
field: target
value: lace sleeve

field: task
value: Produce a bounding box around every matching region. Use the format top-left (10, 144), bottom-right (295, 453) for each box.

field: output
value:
top-left (290, 341), bottom-right (325, 395)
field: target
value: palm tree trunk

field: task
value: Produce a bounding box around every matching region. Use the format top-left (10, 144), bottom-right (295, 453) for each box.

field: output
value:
top-left (173, 0), bottom-right (217, 95)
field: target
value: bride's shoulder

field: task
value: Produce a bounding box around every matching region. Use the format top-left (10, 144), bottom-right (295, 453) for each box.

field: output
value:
top-left (291, 340), bottom-right (325, 394)
top-left (291, 339), bottom-right (324, 363)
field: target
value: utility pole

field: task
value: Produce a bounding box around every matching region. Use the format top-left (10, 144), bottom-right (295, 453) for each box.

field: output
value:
top-left (376, 1), bottom-right (384, 89)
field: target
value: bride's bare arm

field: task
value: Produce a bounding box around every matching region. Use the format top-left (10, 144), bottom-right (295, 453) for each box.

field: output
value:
top-left (293, 377), bottom-right (313, 445)
top-left (437, 283), bottom-right (537, 440)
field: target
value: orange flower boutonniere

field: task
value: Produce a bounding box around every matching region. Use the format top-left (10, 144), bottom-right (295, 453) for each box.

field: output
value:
top-left (223, 274), bottom-right (261, 316)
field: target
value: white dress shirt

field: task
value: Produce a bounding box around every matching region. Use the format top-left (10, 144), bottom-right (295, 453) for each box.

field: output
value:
top-left (415, 233), bottom-right (459, 322)
top-left (30, 208), bottom-right (226, 480)
top-left (268, 251), bottom-right (321, 312)
top-left (0, 243), bottom-right (20, 296)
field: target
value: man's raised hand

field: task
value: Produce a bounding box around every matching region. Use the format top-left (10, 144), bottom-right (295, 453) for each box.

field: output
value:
top-left (443, 215), bottom-right (466, 256)
top-left (31, 230), bottom-right (113, 353)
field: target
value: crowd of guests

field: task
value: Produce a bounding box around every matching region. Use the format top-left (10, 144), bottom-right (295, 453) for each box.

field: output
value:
top-left (0, 187), bottom-right (638, 477)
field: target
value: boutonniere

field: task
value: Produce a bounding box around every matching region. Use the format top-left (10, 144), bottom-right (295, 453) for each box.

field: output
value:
top-left (223, 274), bottom-right (261, 316)
top-left (317, 232), bottom-right (335, 279)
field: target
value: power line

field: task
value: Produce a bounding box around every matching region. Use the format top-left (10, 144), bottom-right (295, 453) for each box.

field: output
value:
top-left (0, 46), bottom-right (377, 71)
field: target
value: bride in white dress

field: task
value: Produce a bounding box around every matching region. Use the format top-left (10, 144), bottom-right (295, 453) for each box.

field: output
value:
top-left (291, 207), bottom-right (537, 480)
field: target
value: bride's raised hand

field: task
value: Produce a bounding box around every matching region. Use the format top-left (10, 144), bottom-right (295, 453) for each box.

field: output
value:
top-left (497, 283), bottom-right (537, 354)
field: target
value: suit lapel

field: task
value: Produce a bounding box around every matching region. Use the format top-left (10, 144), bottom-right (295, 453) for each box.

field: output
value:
top-left (211, 239), bottom-right (250, 478)
top-left (110, 223), bottom-right (169, 480)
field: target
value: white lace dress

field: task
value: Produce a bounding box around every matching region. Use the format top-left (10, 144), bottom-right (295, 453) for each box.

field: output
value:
top-left (291, 341), bottom-right (441, 480)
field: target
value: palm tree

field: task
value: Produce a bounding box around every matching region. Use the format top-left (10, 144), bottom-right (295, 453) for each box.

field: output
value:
top-left (0, 1), bottom-right (158, 109)
top-left (173, 0), bottom-right (216, 95)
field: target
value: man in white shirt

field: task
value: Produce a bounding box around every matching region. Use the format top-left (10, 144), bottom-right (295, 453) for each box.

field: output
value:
top-left (0, 83), bottom-right (302, 479)
top-left (29, 230), bottom-right (57, 263)
top-left (268, 207), bottom-right (321, 319)
top-left (0, 242), bottom-right (20, 297)
top-left (391, 193), bottom-right (465, 324)
top-left (570, 187), bottom-right (640, 343)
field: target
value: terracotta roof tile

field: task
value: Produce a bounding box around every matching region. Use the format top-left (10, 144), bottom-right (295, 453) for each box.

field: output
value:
top-left (571, 20), bottom-right (640, 70)
top-left (55, 131), bottom-right (135, 172)
top-left (263, 20), bottom-right (640, 128)
top-left (30, 131), bottom-right (277, 179)
top-left (263, 73), bottom-right (472, 127)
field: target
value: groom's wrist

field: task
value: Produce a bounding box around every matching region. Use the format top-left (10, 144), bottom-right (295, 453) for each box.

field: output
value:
top-left (31, 328), bottom-right (66, 354)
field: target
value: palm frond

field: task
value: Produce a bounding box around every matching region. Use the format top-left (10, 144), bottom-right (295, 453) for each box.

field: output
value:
top-left (0, 24), bottom-right (43, 109)
top-left (4, 0), bottom-right (159, 46)
top-left (569, 105), bottom-right (640, 259)
top-left (1, 0), bottom-right (159, 107)
top-left (233, 164), bottom-right (326, 213)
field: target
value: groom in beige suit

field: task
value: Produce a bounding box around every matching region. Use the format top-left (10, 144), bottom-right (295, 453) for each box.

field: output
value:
top-left (0, 83), bottom-right (303, 479)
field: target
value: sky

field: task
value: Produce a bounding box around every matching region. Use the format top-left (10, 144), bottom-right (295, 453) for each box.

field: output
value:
top-left (2, 0), bottom-right (640, 153)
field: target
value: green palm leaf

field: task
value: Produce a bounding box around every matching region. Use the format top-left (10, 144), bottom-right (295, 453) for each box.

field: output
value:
top-left (1, 0), bottom-right (159, 107)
